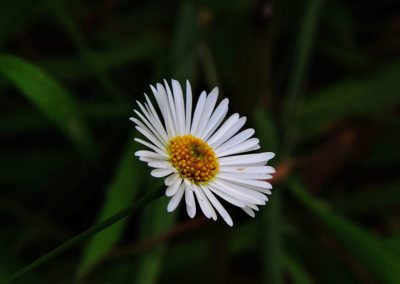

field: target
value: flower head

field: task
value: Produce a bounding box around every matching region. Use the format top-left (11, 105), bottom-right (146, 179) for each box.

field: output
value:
top-left (131, 79), bottom-right (275, 226)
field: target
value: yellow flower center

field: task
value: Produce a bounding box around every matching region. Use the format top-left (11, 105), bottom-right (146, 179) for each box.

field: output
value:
top-left (168, 135), bottom-right (219, 184)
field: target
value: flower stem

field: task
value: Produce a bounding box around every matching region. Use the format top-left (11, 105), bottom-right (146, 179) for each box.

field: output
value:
top-left (5, 186), bottom-right (164, 284)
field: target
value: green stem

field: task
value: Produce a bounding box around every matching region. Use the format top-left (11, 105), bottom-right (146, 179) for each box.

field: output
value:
top-left (5, 186), bottom-right (164, 284)
top-left (282, 0), bottom-right (324, 158)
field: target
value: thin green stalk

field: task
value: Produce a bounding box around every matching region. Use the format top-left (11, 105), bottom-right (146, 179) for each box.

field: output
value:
top-left (48, 0), bottom-right (125, 102)
top-left (282, 0), bottom-right (324, 158)
top-left (263, 1), bottom-right (324, 284)
top-left (5, 186), bottom-right (164, 284)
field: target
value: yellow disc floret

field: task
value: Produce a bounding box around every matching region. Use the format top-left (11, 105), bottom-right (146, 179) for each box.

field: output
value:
top-left (168, 135), bottom-right (219, 184)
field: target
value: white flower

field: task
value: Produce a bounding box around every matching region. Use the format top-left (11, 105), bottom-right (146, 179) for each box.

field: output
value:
top-left (130, 79), bottom-right (275, 226)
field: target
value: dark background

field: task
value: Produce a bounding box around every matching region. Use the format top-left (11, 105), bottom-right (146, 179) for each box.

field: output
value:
top-left (1, 0), bottom-right (400, 283)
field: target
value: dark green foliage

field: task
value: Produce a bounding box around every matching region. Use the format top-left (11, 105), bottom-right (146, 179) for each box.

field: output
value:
top-left (1, 0), bottom-right (399, 283)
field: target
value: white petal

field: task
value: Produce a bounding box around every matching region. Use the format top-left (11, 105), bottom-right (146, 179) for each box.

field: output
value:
top-left (167, 183), bottom-right (185, 212)
top-left (134, 138), bottom-right (168, 157)
top-left (139, 156), bottom-right (166, 163)
top-left (195, 87), bottom-right (219, 138)
top-left (172, 79), bottom-right (185, 135)
top-left (148, 161), bottom-right (172, 169)
top-left (156, 83), bottom-right (176, 137)
top-left (216, 138), bottom-right (260, 157)
top-left (207, 113), bottom-right (240, 146)
top-left (131, 114), bottom-right (165, 146)
top-left (151, 168), bottom-right (173, 178)
top-left (218, 152), bottom-right (275, 166)
top-left (219, 165), bottom-right (275, 174)
top-left (242, 207), bottom-right (255, 217)
top-left (165, 173), bottom-right (180, 186)
top-left (164, 80), bottom-right (180, 136)
top-left (208, 184), bottom-right (247, 208)
top-left (186, 200), bottom-right (196, 218)
top-left (201, 185), bottom-right (233, 226)
top-left (144, 94), bottom-right (169, 142)
top-left (218, 171), bottom-right (273, 180)
top-left (190, 91), bottom-right (207, 135)
top-left (166, 178), bottom-right (182, 197)
top-left (193, 184), bottom-right (217, 220)
top-left (210, 116), bottom-right (246, 148)
top-left (185, 80), bottom-right (193, 134)
top-left (202, 98), bottom-right (229, 140)
top-left (211, 179), bottom-right (264, 205)
top-left (218, 174), bottom-right (272, 190)
top-left (134, 101), bottom-right (167, 145)
top-left (216, 178), bottom-right (268, 203)
top-left (135, 126), bottom-right (166, 151)
top-left (214, 128), bottom-right (255, 153)
top-left (135, 150), bottom-right (166, 160)
top-left (185, 186), bottom-right (195, 208)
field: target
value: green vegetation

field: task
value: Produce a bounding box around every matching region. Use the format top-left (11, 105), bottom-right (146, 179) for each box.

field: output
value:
top-left (1, 0), bottom-right (399, 283)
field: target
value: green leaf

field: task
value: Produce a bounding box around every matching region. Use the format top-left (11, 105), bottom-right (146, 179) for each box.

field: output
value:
top-left (253, 107), bottom-right (279, 152)
top-left (0, 103), bottom-right (128, 137)
top-left (0, 54), bottom-right (96, 158)
top-left (385, 234), bottom-right (400, 257)
top-left (37, 36), bottom-right (162, 83)
top-left (77, 141), bottom-right (143, 277)
top-left (284, 254), bottom-right (314, 284)
top-left (289, 178), bottom-right (400, 284)
top-left (134, 191), bottom-right (176, 284)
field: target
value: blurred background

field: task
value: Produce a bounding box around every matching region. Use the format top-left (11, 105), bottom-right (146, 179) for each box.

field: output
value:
top-left (1, 0), bottom-right (400, 283)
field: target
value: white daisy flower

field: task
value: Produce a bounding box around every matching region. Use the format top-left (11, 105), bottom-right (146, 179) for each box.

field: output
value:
top-left (130, 79), bottom-right (275, 226)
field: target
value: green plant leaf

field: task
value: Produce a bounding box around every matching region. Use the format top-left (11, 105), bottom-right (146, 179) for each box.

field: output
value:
top-left (134, 196), bottom-right (176, 284)
top-left (289, 178), bottom-right (400, 284)
top-left (284, 254), bottom-right (314, 284)
top-left (0, 54), bottom-right (96, 158)
top-left (77, 141), bottom-right (143, 277)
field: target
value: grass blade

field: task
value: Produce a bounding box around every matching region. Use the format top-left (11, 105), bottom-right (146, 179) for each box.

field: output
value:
top-left (284, 254), bottom-right (314, 284)
top-left (77, 141), bottom-right (143, 278)
top-left (298, 63), bottom-right (400, 139)
top-left (289, 178), bottom-right (400, 284)
top-left (134, 195), bottom-right (176, 284)
top-left (5, 185), bottom-right (164, 284)
top-left (48, 0), bottom-right (124, 101)
top-left (0, 54), bottom-right (96, 158)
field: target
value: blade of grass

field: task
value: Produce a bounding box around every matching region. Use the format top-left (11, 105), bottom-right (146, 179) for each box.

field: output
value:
top-left (282, 0), bottom-right (324, 157)
top-left (0, 54), bottom-right (96, 158)
top-left (284, 254), bottom-right (314, 284)
top-left (48, 0), bottom-right (124, 101)
top-left (298, 63), bottom-right (400, 139)
top-left (134, 196), bottom-right (177, 284)
top-left (0, 103), bottom-right (128, 137)
top-left (288, 178), bottom-right (400, 284)
top-left (37, 36), bottom-right (162, 83)
top-left (169, 2), bottom-right (200, 81)
top-left (254, 107), bottom-right (282, 284)
top-left (77, 141), bottom-right (144, 278)
top-left (334, 182), bottom-right (400, 215)
top-left (261, 0), bottom-right (324, 283)
top-left (5, 185), bottom-right (164, 284)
